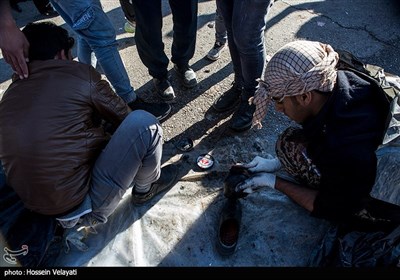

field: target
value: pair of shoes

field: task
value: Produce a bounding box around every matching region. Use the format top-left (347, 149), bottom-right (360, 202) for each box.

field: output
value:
top-left (131, 164), bottom-right (178, 205)
top-left (124, 20), bottom-right (136, 33)
top-left (128, 97), bottom-right (171, 122)
top-left (216, 198), bottom-right (242, 256)
top-left (212, 83), bottom-right (242, 112)
top-left (173, 64), bottom-right (197, 88)
top-left (229, 100), bottom-right (255, 132)
top-left (153, 77), bottom-right (176, 101)
top-left (207, 41), bottom-right (226, 61)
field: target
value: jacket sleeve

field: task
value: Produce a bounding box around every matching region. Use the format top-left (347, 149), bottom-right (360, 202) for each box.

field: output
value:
top-left (88, 67), bottom-right (131, 125)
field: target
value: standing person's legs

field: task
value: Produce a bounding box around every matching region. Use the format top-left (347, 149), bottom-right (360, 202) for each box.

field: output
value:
top-left (50, 0), bottom-right (135, 103)
top-left (212, 0), bottom-right (243, 112)
top-left (232, 0), bottom-right (272, 96)
top-left (169, 0), bottom-right (197, 67)
top-left (119, 0), bottom-right (136, 23)
top-left (224, 0), bottom-right (273, 131)
top-left (169, 0), bottom-right (198, 88)
top-left (206, 7), bottom-right (227, 61)
top-left (131, 0), bottom-right (168, 80)
top-left (215, 7), bottom-right (227, 46)
top-left (88, 110), bottom-right (163, 224)
top-left (217, 0), bottom-right (241, 88)
top-left (131, 0), bottom-right (175, 100)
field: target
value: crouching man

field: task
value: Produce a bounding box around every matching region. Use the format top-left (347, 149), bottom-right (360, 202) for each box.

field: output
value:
top-left (0, 22), bottom-right (177, 238)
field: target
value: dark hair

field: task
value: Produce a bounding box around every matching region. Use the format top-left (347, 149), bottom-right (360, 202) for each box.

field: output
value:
top-left (22, 21), bottom-right (74, 61)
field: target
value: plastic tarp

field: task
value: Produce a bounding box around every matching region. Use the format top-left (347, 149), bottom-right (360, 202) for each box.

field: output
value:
top-left (0, 175), bottom-right (331, 267)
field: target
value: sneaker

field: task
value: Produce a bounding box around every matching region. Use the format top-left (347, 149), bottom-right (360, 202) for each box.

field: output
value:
top-left (124, 20), bottom-right (136, 34)
top-left (128, 97), bottom-right (171, 122)
top-left (212, 83), bottom-right (242, 112)
top-left (132, 164), bottom-right (178, 204)
top-left (153, 77), bottom-right (176, 101)
top-left (173, 64), bottom-right (197, 88)
top-left (207, 41), bottom-right (226, 61)
top-left (229, 101), bottom-right (255, 132)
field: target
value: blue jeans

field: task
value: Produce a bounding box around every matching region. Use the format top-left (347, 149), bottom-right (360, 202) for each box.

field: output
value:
top-left (50, 0), bottom-right (135, 103)
top-left (88, 110), bottom-right (163, 224)
top-left (215, 7), bottom-right (227, 45)
top-left (216, 0), bottom-right (273, 96)
top-left (131, 0), bottom-right (198, 79)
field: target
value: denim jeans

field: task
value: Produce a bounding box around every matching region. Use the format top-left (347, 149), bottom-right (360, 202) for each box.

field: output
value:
top-left (216, 0), bottom-right (273, 97)
top-left (50, 0), bottom-right (135, 103)
top-left (215, 7), bottom-right (227, 45)
top-left (132, 0), bottom-right (198, 79)
top-left (88, 110), bottom-right (163, 224)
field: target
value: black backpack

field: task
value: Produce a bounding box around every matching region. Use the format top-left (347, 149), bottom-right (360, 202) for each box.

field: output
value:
top-left (336, 50), bottom-right (400, 207)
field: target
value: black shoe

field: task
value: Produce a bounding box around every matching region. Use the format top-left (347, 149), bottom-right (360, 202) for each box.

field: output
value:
top-left (229, 100), bottom-right (255, 132)
top-left (212, 84), bottom-right (242, 112)
top-left (216, 198), bottom-right (242, 256)
top-left (128, 97), bottom-right (171, 122)
top-left (173, 64), bottom-right (197, 88)
top-left (131, 164), bottom-right (178, 205)
top-left (153, 77), bottom-right (175, 101)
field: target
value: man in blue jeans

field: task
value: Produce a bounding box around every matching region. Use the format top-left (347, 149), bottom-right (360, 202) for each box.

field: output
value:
top-left (50, 0), bottom-right (173, 121)
top-left (0, 22), bottom-right (178, 243)
top-left (131, 0), bottom-right (198, 101)
top-left (212, 0), bottom-right (274, 132)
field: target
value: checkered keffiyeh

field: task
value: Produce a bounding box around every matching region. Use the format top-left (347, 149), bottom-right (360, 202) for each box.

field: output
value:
top-left (250, 40), bottom-right (339, 129)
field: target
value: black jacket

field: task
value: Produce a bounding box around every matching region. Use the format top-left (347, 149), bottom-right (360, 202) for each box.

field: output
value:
top-left (303, 70), bottom-right (390, 221)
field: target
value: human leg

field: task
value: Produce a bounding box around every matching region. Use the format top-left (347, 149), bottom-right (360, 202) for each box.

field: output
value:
top-left (169, 0), bottom-right (198, 88)
top-left (131, 0), bottom-right (174, 99)
top-left (229, 0), bottom-right (273, 131)
top-left (215, 7), bottom-right (227, 45)
top-left (207, 7), bottom-right (227, 61)
top-left (212, 0), bottom-right (243, 112)
top-left (131, 0), bottom-right (168, 80)
top-left (50, 0), bottom-right (135, 103)
top-left (88, 110), bottom-right (163, 224)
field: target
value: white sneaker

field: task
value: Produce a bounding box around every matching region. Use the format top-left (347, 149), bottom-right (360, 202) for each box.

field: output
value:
top-left (207, 41), bottom-right (226, 61)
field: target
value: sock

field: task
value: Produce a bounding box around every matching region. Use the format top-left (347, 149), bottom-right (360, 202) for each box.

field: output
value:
top-left (134, 184), bottom-right (151, 194)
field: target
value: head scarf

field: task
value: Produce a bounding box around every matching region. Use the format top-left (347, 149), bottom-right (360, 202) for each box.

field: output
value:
top-left (250, 40), bottom-right (339, 129)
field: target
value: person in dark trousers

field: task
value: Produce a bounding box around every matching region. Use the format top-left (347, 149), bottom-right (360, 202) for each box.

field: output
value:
top-left (131, 0), bottom-right (198, 101)
top-left (211, 0), bottom-right (274, 132)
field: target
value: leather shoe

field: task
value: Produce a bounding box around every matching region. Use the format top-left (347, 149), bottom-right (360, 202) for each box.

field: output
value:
top-left (216, 198), bottom-right (242, 256)
top-left (230, 101), bottom-right (255, 132)
top-left (224, 165), bottom-right (251, 199)
top-left (212, 83), bottom-right (242, 112)
top-left (132, 164), bottom-right (178, 205)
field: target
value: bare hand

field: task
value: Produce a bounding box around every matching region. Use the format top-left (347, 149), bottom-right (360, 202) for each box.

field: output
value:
top-left (0, 22), bottom-right (29, 79)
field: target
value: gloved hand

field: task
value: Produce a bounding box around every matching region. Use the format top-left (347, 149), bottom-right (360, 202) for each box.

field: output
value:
top-left (242, 155), bottom-right (281, 173)
top-left (235, 172), bottom-right (277, 195)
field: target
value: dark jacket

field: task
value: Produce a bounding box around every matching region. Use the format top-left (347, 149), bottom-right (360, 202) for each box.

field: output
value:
top-left (0, 60), bottom-right (131, 215)
top-left (303, 70), bottom-right (390, 221)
